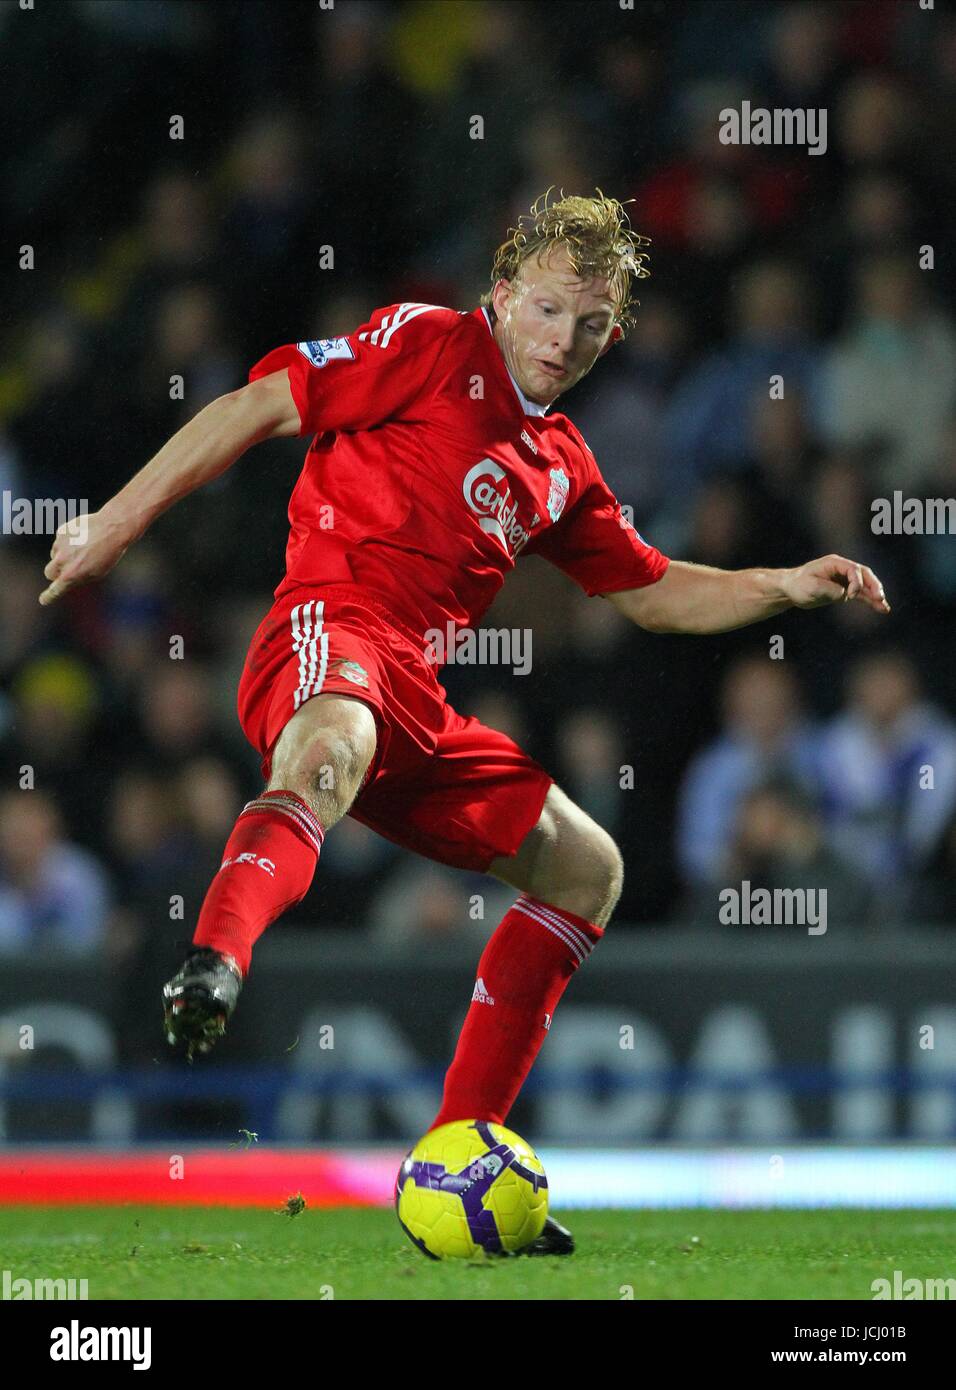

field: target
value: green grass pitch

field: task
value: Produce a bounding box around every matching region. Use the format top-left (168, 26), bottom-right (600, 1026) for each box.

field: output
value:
top-left (1, 1207), bottom-right (954, 1300)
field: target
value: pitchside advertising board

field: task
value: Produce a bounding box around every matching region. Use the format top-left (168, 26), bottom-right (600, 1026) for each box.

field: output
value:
top-left (0, 932), bottom-right (954, 1143)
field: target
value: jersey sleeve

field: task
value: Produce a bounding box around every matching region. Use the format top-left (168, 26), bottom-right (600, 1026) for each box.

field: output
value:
top-left (528, 458), bottom-right (670, 596)
top-left (248, 302), bottom-right (457, 436)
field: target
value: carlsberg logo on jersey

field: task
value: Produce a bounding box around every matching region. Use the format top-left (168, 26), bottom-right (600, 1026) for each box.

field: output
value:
top-left (463, 457), bottom-right (563, 556)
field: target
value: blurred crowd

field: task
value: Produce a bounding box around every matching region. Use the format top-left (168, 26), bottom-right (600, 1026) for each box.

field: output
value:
top-left (1, 0), bottom-right (955, 965)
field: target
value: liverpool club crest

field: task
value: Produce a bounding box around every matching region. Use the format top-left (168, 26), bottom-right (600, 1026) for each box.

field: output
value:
top-left (546, 467), bottom-right (570, 523)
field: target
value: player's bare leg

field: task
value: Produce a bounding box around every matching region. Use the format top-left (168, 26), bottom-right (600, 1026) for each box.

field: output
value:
top-left (264, 691), bottom-right (378, 824)
top-left (163, 694), bottom-right (376, 1056)
top-left (487, 783), bottom-right (623, 927)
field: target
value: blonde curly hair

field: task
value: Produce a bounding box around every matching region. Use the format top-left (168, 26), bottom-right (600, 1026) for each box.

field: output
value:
top-left (482, 187), bottom-right (651, 336)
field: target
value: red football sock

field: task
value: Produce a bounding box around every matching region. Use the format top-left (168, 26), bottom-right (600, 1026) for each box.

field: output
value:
top-left (192, 790), bottom-right (324, 975)
top-left (431, 894), bottom-right (604, 1128)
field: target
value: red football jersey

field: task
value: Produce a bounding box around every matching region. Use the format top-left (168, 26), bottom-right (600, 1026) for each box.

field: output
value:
top-left (248, 303), bottom-right (669, 638)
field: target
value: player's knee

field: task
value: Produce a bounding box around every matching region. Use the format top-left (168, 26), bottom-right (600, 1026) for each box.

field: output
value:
top-left (538, 803), bottom-right (623, 927)
top-left (298, 727), bottom-right (366, 798)
top-left (583, 827), bottom-right (624, 928)
top-left (269, 698), bottom-right (376, 823)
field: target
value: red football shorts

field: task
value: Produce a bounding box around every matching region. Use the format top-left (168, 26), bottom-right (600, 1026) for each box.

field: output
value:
top-left (236, 583), bottom-right (552, 872)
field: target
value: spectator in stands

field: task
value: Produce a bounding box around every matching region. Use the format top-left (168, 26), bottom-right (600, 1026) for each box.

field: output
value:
top-left (817, 651), bottom-right (956, 907)
top-left (138, 282), bottom-right (238, 439)
top-left (664, 476), bottom-right (755, 572)
top-left (677, 656), bottom-right (822, 885)
top-left (809, 452), bottom-right (885, 578)
top-left (834, 71), bottom-right (916, 175)
top-left (132, 660), bottom-right (255, 787)
top-left (367, 860), bottom-right (515, 945)
top-left (685, 781), bottom-right (872, 928)
top-left (759, 2), bottom-right (844, 115)
top-left (0, 651), bottom-right (110, 848)
top-left (739, 392), bottom-right (819, 567)
top-left (803, 451), bottom-right (913, 664)
top-left (556, 708), bottom-right (628, 840)
top-left (0, 552), bottom-right (47, 681)
top-left (106, 768), bottom-right (183, 911)
top-left (572, 292), bottom-right (688, 515)
top-left (7, 309), bottom-right (102, 498)
top-left (302, 813), bottom-right (401, 929)
top-left (821, 254), bottom-right (956, 492)
top-left (95, 545), bottom-right (180, 696)
top-left (807, 173), bottom-right (920, 328)
top-left (0, 789), bottom-right (111, 954)
top-left (663, 262), bottom-right (824, 484)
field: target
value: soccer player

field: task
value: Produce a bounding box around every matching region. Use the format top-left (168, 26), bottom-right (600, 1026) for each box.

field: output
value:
top-left (39, 191), bottom-right (889, 1255)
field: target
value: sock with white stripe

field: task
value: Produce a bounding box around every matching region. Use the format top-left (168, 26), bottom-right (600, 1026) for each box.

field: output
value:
top-left (430, 893), bottom-right (604, 1129)
top-left (192, 790), bottom-right (325, 975)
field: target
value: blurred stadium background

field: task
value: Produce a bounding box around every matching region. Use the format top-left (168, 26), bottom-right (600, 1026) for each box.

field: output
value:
top-left (1, 0), bottom-right (955, 1212)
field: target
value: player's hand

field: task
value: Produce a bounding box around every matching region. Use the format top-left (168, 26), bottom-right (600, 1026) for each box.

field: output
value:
top-left (38, 508), bottom-right (134, 606)
top-left (782, 555), bottom-right (890, 615)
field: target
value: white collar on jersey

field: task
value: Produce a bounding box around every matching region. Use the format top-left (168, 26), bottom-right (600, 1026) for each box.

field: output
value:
top-left (481, 305), bottom-right (550, 416)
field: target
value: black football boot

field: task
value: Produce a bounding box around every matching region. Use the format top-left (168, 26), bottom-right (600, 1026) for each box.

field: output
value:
top-left (522, 1214), bottom-right (575, 1256)
top-left (162, 946), bottom-right (242, 1060)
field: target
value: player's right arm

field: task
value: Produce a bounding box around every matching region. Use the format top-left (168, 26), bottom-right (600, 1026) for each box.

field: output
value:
top-left (38, 369), bottom-right (299, 605)
top-left (40, 302), bottom-right (455, 605)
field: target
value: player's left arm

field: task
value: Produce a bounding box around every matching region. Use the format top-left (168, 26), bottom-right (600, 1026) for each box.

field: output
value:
top-left (605, 555), bottom-right (891, 634)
